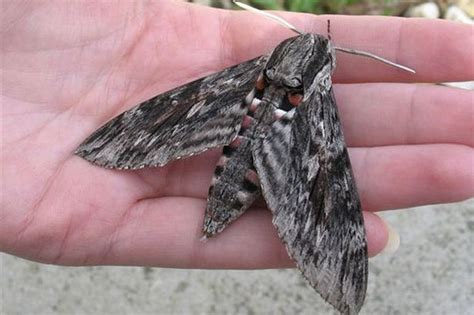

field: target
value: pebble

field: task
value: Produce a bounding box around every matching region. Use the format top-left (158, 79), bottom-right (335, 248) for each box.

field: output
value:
top-left (457, 0), bottom-right (474, 16)
top-left (405, 2), bottom-right (440, 18)
top-left (445, 5), bottom-right (473, 24)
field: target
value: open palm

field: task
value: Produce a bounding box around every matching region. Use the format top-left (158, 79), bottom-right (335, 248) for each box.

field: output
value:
top-left (1, 1), bottom-right (472, 268)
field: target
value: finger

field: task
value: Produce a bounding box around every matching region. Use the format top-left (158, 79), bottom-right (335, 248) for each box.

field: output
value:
top-left (350, 144), bottom-right (474, 212)
top-left (307, 16), bottom-right (474, 83)
top-left (122, 143), bottom-right (473, 213)
top-left (334, 83), bottom-right (474, 147)
top-left (88, 198), bottom-right (388, 268)
top-left (222, 9), bottom-right (473, 83)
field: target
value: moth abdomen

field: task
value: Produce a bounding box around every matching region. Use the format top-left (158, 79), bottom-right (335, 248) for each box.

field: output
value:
top-left (202, 119), bottom-right (262, 238)
top-left (242, 169), bottom-right (260, 192)
top-left (221, 144), bottom-right (237, 157)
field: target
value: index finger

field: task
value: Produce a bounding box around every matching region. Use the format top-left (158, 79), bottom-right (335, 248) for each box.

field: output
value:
top-left (222, 10), bottom-right (473, 83)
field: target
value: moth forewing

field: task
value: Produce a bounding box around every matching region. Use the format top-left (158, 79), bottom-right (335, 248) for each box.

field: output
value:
top-left (252, 35), bottom-right (367, 315)
top-left (75, 56), bottom-right (268, 169)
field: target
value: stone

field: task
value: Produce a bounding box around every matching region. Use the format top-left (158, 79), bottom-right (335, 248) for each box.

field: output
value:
top-left (405, 2), bottom-right (440, 19)
top-left (445, 5), bottom-right (473, 24)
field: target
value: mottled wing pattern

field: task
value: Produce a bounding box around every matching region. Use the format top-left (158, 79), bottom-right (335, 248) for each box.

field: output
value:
top-left (76, 56), bottom-right (268, 169)
top-left (253, 83), bottom-right (368, 314)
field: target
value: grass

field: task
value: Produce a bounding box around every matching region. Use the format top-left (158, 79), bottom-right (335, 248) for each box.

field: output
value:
top-left (233, 0), bottom-right (416, 15)
top-left (247, 0), bottom-right (359, 13)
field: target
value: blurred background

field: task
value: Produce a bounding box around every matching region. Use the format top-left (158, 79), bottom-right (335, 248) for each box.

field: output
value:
top-left (2, 1), bottom-right (472, 315)
top-left (190, 0), bottom-right (473, 18)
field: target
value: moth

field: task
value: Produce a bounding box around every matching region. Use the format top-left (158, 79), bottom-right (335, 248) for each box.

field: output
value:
top-left (75, 3), bottom-right (414, 314)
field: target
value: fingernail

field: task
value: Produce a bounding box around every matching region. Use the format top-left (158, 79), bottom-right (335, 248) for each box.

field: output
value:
top-left (381, 219), bottom-right (400, 255)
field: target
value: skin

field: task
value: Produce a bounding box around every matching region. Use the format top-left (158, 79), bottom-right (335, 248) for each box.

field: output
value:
top-left (1, 0), bottom-right (472, 268)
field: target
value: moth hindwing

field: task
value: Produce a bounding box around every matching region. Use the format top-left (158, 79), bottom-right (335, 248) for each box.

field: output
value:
top-left (76, 33), bottom-right (368, 315)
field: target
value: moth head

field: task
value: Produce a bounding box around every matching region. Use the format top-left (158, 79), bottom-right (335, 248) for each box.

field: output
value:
top-left (264, 33), bottom-right (335, 93)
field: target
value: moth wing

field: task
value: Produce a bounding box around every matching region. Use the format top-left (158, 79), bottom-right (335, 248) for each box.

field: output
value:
top-left (252, 86), bottom-right (368, 314)
top-left (76, 56), bottom-right (267, 169)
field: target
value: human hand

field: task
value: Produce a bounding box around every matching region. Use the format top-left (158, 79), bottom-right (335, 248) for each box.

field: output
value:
top-left (1, 1), bottom-right (472, 268)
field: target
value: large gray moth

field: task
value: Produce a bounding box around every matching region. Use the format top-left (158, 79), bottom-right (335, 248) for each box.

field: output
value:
top-left (75, 4), bottom-right (414, 314)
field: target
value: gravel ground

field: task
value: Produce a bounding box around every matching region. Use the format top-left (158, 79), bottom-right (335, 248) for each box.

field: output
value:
top-left (2, 199), bottom-right (473, 315)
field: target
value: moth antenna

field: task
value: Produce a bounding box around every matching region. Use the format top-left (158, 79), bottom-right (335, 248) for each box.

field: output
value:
top-left (334, 46), bottom-right (416, 73)
top-left (232, 1), bottom-right (414, 74)
top-left (232, 1), bottom-right (303, 35)
top-left (327, 20), bottom-right (331, 41)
